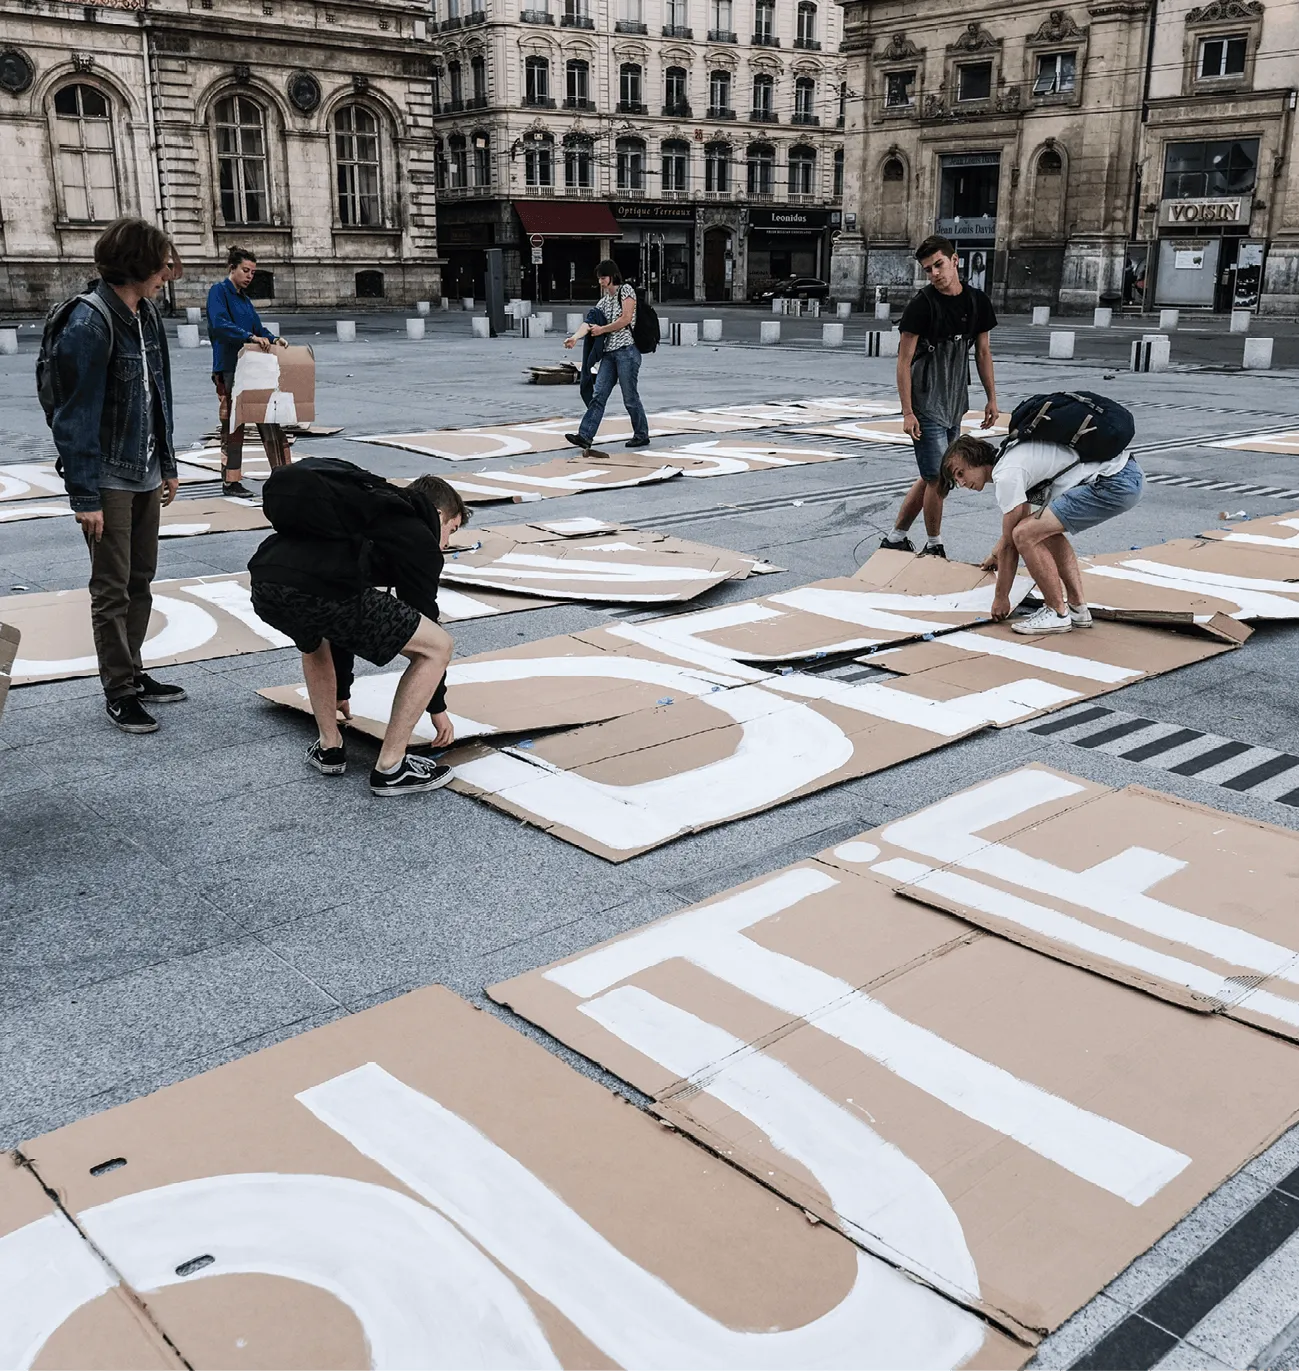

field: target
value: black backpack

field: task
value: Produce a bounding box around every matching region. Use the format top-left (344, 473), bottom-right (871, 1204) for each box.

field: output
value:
top-left (261, 457), bottom-right (392, 541)
top-left (631, 286), bottom-right (659, 355)
top-left (36, 291), bottom-right (115, 427)
top-left (1004, 391), bottom-right (1136, 464)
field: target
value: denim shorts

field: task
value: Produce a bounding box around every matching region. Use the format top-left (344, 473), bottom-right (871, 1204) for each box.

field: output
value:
top-left (1051, 459), bottom-right (1145, 534)
top-left (912, 412), bottom-right (963, 483)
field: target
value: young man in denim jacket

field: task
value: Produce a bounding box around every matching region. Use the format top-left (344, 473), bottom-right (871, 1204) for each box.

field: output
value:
top-left (51, 217), bottom-right (185, 734)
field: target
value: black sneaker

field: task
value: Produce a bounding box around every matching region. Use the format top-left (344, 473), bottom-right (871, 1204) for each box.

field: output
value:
top-left (370, 754), bottom-right (454, 797)
top-left (624, 435), bottom-right (651, 449)
top-left (919, 542), bottom-right (947, 559)
top-left (222, 480), bottom-right (256, 498)
top-left (564, 432), bottom-right (592, 450)
top-left (135, 673), bottom-right (187, 703)
top-left (106, 696), bottom-right (159, 733)
top-left (306, 739), bottom-right (347, 775)
top-left (880, 533), bottom-right (915, 553)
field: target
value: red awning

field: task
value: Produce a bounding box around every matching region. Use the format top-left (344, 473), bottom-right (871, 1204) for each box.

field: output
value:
top-left (514, 201), bottom-right (621, 238)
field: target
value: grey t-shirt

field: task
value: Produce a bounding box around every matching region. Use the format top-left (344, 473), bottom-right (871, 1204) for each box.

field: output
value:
top-left (898, 285), bottom-right (998, 429)
top-left (100, 312), bottom-right (162, 493)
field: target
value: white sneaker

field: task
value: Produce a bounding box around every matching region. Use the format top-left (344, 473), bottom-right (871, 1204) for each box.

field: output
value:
top-left (1012, 605), bottom-right (1073, 635)
top-left (1068, 603), bottom-right (1093, 628)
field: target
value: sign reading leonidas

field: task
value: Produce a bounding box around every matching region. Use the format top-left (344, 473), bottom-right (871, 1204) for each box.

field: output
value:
top-left (232, 344), bottom-right (316, 428)
top-left (490, 818), bottom-right (1299, 1340)
top-left (6, 987), bottom-right (1023, 1371)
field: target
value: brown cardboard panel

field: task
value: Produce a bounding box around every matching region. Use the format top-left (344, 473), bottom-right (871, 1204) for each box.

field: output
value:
top-left (0, 494), bottom-right (271, 533)
top-left (0, 1153), bottom-right (181, 1370)
top-left (488, 837), bottom-right (1299, 1339)
top-left (232, 345), bottom-right (316, 428)
top-left (1200, 508), bottom-right (1299, 551)
top-left (448, 454), bottom-right (683, 504)
top-left (800, 410), bottom-right (1010, 445)
top-left (854, 762), bottom-right (1299, 1038)
top-left (0, 461), bottom-right (213, 505)
top-left (14, 986), bottom-right (1023, 1370)
top-left (1211, 428), bottom-right (1299, 456)
top-left (657, 439), bottom-right (848, 475)
top-left (868, 619), bottom-right (1235, 725)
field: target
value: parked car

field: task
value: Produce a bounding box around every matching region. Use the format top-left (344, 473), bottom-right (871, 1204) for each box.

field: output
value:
top-left (750, 275), bottom-right (830, 302)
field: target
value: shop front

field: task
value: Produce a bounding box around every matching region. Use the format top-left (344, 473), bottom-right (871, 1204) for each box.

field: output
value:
top-left (611, 202), bottom-right (697, 301)
top-left (512, 201), bottom-right (621, 302)
top-left (935, 150), bottom-right (1001, 292)
top-left (746, 207), bottom-right (832, 296)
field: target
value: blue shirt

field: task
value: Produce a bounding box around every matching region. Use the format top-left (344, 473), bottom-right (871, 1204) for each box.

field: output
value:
top-left (206, 277), bottom-right (276, 374)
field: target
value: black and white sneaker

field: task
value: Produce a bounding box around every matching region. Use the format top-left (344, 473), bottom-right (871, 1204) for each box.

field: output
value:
top-left (135, 673), bottom-right (187, 703)
top-left (919, 542), bottom-right (947, 559)
top-left (306, 739), bottom-right (347, 775)
top-left (106, 696), bottom-right (159, 733)
top-left (880, 533), bottom-right (915, 553)
top-left (370, 754), bottom-right (453, 797)
top-left (222, 480), bottom-right (256, 498)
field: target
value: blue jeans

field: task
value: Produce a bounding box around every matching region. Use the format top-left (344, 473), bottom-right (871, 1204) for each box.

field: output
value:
top-left (1051, 459), bottom-right (1145, 534)
top-left (912, 410), bottom-right (962, 483)
top-left (577, 345), bottom-right (649, 444)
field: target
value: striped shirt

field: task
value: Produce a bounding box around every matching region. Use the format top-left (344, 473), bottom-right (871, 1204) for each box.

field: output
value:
top-left (599, 282), bottom-right (636, 351)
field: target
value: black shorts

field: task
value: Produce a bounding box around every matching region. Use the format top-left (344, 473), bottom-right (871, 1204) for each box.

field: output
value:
top-left (250, 582), bottom-right (421, 666)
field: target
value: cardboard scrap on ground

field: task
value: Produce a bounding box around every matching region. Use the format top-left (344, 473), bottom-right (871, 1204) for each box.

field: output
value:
top-left (1210, 428), bottom-right (1299, 456)
top-left (872, 762), bottom-right (1299, 1039)
top-left (869, 617), bottom-right (1237, 725)
top-left (443, 523), bottom-right (762, 603)
top-left (1201, 507), bottom-right (1299, 550)
top-left (155, 497), bottom-right (269, 538)
top-left (232, 343), bottom-right (316, 428)
top-left (448, 452), bottom-right (683, 505)
top-left (6, 985), bottom-right (1023, 1371)
top-left (800, 410), bottom-right (1009, 445)
top-left (0, 621), bottom-right (18, 722)
top-left (489, 793), bottom-right (1299, 1340)
top-left (658, 439), bottom-right (849, 475)
top-left (0, 461), bottom-right (212, 506)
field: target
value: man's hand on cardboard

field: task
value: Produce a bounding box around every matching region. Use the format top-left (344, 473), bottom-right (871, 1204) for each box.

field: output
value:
top-left (253, 335), bottom-right (272, 352)
top-left (429, 711), bottom-right (455, 747)
top-left (990, 593), bottom-right (1012, 621)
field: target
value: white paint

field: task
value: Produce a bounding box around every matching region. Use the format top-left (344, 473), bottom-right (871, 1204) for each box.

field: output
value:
top-left (539, 517), bottom-right (617, 534)
top-left (74, 1172), bottom-right (557, 1369)
top-left (0, 464), bottom-right (68, 501)
top-left (263, 389), bottom-right (299, 425)
top-left (882, 770), bottom-right (1299, 985)
top-left (444, 551), bottom-right (725, 598)
top-left (934, 629), bottom-right (1145, 684)
top-left (1220, 518), bottom-right (1299, 549)
top-left (454, 467), bottom-right (679, 496)
top-left (158, 523), bottom-right (213, 538)
top-left (607, 614), bottom-right (774, 681)
top-left (769, 581), bottom-right (1032, 629)
top-left (0, 1212), bottom-right (118, 1371)
top-left (1086, 562), bottom-right (1299, 619)
top-left (832, 841), bottom-right (881, 863)
top-left (13, 594), bottom-right (219, 679)
top-left (303, 1063), bottom-right (988, 1369)
top-left (185, 578), bottom-right (294, 647)
top-left (546, 866), bottom-right (1186, 1203)
top-left (437, 587), bottom-right (514, 621)
top-left (231, 349), bottom-right (281, 397)
top-left (0, 503), bottom-right (68, 522)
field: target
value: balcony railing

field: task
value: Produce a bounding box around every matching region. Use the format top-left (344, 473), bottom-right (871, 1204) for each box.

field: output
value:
top-left (615, 19), bottom-right (648, 31)
top-left (464, 10), bottom-right (488, 23)
top-left (617, 99), bottom-right (647, 114)
top-left (751, 31), bottom-right (779, 45)
top-left (563, 96), bottom-right (596, 109)
top-left (662, 100), bottom-right (692, 116)
top-left (441, 16), bottom-right (463, 29)
top-left (790, 111), bottom-right (820, 125)
top-left (706, 105), bottom-right (737, 118)
top-left (616, 184), bottom-right (648, 197)
top-left (467, 93), bottom-right (489, 108)
top-left (523, 94), bottom-right (557, 107)
top-left (520, 8), bottom-right (554, 21)
top-left (446, 97), bottom-right (465, 112)
top-left (706, 27), bottom-right (737, 41)
top-left (749, 108), bottom-right (778, 122)
top-left (661, 23), bottom-right (693, 36)
top-left (561, 13), bottom-right (595, 26)
top-left (793, 35), bottom-right (821, 49)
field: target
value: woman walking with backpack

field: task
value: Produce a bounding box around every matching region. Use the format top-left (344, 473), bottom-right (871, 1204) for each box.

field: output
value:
top-left (564, 260), bottom-right (651, 451)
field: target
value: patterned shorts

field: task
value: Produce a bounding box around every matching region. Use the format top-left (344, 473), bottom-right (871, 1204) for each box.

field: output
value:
top-left (250, 582), bottom-right (421, 665)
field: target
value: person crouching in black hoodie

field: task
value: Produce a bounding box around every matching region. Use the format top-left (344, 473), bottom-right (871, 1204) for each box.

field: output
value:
top-left (248, 463), bottom-right (468, 797)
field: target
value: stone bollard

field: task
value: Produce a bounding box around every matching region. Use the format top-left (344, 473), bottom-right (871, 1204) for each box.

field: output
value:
top-left (659, 315), bottom-right (670, 341)
top-left (670, 321), bottom-right (699, 346)
top-left (760, 320), bottom-right (781, 344)
top-left (538, 311), bottom-right (554, 331)
top-left (772, 298), bottom-right (784, 314)
top-left (865, 329), bottom-right (900, 358)
top-left (1159, 309), bottom-right (1179, 331)
top-left (567, 313), bottom-right (583, 334)
top-left (336, 320), bottom-right (356, 342)
top-left (262, 322), bottom-right (280, 335)
top-left (440, 298), bottom-right (450, 310)
top-left (0, 328), bottom-right (16, 356)
top-left (177, 324), bottom-right (200, 349)
top-left (702, 318), bottom-right (723, 341)
top-left (1031, 306), bottom-right (1050, 326)
top-left (874, 301), bottom-right (891, 322)
top-left (471, 316), bottom-right (491, 338)
top-left (836, 301), bottom-right (852, 318)
top-left (1093, 307), bottom-right (1112, 328)
top-left (521, 315), bottom-right (548, 338)
top-left (822, 322), bottom-right (844, 348)
top-left (1049, 331), bottom-right (1075, 359)
top-left (1243, 337), bottom-right (1273, 369)
top-left (461, 297), bottom-right (475, 310)
top-left (1130, 335), bottom-right (1170, 372)
top-left (514, 299), bottom-right (533, 318)
top-left (416, 301), bottom-right (430, 316)
top-left (186, 306), bottom-right (201, 325)
top-left (1231, 309), bottom-right (1252, 334)
top-left (406, 318), bottom-right (426, 339)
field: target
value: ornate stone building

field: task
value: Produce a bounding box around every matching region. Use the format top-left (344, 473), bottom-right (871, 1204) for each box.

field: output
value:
top-left (831, 0), bottom-right (1298, 313)
top-left (0, 0), bottom-right (442, 311)
top-left (429, 0), bottom-right (847, 302)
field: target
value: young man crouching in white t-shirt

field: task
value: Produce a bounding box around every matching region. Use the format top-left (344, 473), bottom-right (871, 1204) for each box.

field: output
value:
top-left (941, 434), bottom-right (1145, 635)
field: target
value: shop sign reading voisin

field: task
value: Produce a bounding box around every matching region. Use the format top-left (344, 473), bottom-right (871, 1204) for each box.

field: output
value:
top-left (1159, 196), bottom-right (1249, 227)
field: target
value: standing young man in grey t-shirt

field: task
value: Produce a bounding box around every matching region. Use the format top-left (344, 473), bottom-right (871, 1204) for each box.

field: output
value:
top-left (881, 235), bottom-right (999, 559)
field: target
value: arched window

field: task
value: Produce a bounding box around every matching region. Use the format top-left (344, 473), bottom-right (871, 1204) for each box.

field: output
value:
top-left (334, 104), bottom-right (381, 225)
top-left (746, 142), bottom-right (774, 195)
top-left (524, 131), bottom-right (553, 185)
top-left (833, 146), bottom-right (844, 196)
top-left (434, 135), bottom-right (447, 189)
top-left (473, 130), bottom-right (492, 184)
top-left (661, 138), bottom-right (689, 191)
top-left (616, 136), bottom-right (645, 189)
top-left (448, 60), bottom-right (464, 108)
top-left (52, 84), bottom-right (118, 223)
top-left (664, 65), bottom-right (688, 114)
top-left (705, 139), bottom-right (730, 191)
top-left (1038, 147), bottom-right (1063, 175)
top-left (708, 69), bottom-right (732, 115)
top-left (619, 63), bottom-right (643, 111)
top-left (214, 94), bottom-right (270, 225)
top-left (448, 132), bottom-right (469, 187)
top-left (564, 131), bottom-right (592, 188)
top-left (796, 0), bottom-right (818, 46)
top-left (882, 154), bottom-right (904, 181)
top-left (788, 143), bottom-right (816, 195)
top-left (751, 72), bottom-right (774, 118)
top-left (566, 58), bottom-right (590, 106)
top-left (793, 76), bottom-right (816, 122)
top-left (471, 55), bottom-right (487, 102)
top-left (524, 55), bottom-right (551, 104)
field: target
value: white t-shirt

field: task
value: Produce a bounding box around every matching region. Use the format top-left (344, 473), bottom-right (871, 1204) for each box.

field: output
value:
top-left (992, 439), bottom-right (1131, 513)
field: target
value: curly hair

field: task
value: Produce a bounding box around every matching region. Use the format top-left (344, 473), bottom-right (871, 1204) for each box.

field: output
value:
top-left (939, 434), bottom-right (998, 495)
top-left (93, 217), bottom-right (172, 286)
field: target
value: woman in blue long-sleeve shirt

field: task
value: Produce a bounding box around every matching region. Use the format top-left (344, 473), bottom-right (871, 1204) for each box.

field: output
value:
top-left (206, 246), bottom-right (290, 496)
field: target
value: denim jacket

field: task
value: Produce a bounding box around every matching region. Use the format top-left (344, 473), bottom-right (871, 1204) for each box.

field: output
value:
top-left (206, 277), bottom-right (276, 374)
top-left (52, 281), bottom-right (176, 514)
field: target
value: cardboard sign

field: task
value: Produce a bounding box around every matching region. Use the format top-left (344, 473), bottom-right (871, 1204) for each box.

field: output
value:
top-left (8, 987), bottom-right (1023, 1370)
top-left (232, 344), bottom-right (316, 428)
top-left (876, 763), bottom-right (1299, 1037)
top-left (0, 461), bottom-right (213, 505)
top-left (489, 801), bottom-right (1299, 1340)
top-left (0, 621), bottom-right (18, 724)
top-left (801, 410), bottom-right (1009, 446)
